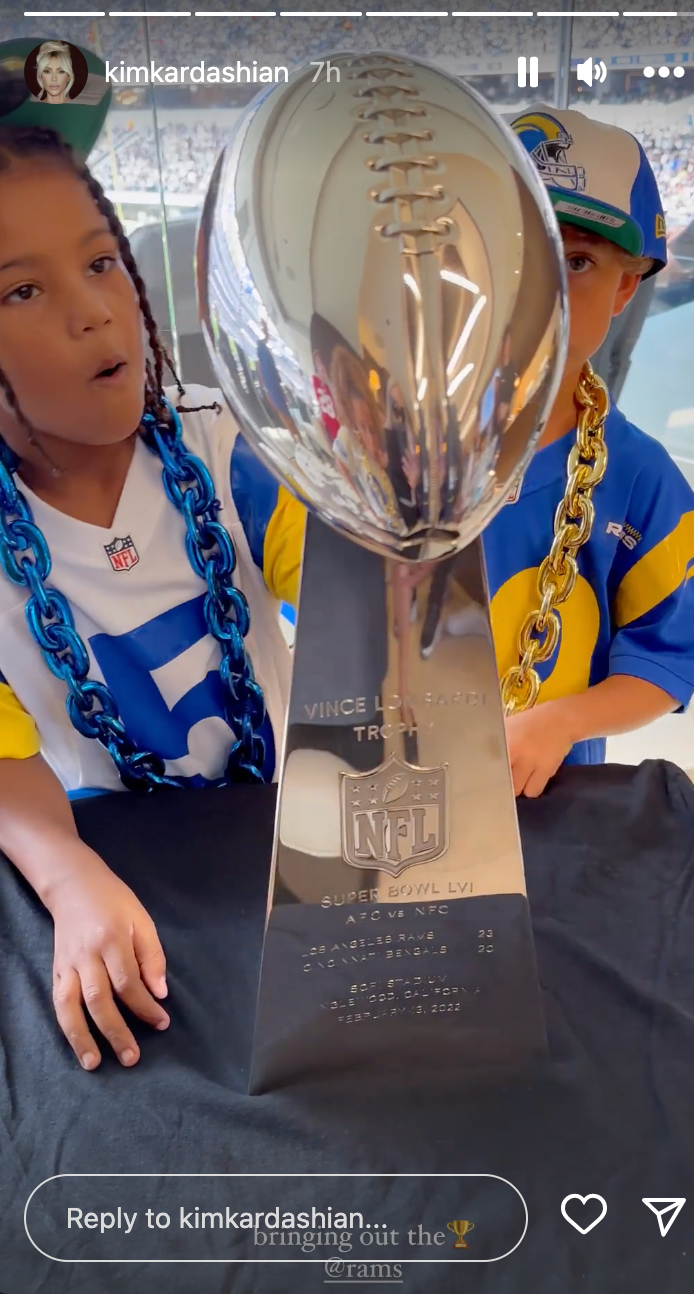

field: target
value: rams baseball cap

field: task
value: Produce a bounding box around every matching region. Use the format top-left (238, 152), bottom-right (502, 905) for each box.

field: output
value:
top-left (509, 105), bottom-right (667, 278)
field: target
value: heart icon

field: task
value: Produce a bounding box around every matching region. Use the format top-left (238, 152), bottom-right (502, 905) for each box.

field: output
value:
top-left (561, 1194), bottom-right (607, 1234)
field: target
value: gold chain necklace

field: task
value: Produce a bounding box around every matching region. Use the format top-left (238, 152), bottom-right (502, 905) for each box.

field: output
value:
top-left (500, 360), bottom-right (610, 718)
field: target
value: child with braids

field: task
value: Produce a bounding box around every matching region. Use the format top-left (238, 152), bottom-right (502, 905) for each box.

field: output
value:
top-left (0, 126), bottom-right (305, 1072)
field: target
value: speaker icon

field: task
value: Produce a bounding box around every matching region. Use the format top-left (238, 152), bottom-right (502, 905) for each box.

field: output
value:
top-left (577, 58), bottom-right (607, 87)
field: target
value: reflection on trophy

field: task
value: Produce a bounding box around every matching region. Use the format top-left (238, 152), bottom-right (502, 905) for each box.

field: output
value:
top-left (198, 52), bottom-right (567, 1093)
top-left (447, 1219), bottom-right (475, 1249)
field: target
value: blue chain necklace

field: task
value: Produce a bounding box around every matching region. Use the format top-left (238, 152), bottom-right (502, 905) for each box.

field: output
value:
top-left (0, 399), bottom-right (268, 791)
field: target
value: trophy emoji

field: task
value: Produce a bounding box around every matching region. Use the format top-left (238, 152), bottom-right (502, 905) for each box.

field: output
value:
top-left (447, 1220), bottom-right (475, 1249)
top-left (198, 53), bottom-right (567, 1093)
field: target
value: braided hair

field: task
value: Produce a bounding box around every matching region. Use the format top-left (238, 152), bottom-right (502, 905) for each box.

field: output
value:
top-left (0, 124), bottom-right (219, 451)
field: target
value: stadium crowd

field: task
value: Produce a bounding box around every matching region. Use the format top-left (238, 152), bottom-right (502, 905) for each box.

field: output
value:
top-left (3, 6), bottom-right (693, 224)
top-left (638, 123), bottom-right (694, 224)
top-left (93, 121), bottom-right (228, 196)
top-left (90, 109), bottom-right (694, 229)
top-left (3, 10), bottom-right (694, 69)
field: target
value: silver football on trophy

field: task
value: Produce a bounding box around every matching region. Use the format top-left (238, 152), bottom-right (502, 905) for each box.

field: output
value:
top-left (198, 53), bottom-right (567, 561)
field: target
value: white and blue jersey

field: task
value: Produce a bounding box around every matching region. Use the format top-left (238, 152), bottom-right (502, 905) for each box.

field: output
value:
top-left (0, 386), bottom-right (305, 795)
top-left (485, 404), bottom-right (694, 764)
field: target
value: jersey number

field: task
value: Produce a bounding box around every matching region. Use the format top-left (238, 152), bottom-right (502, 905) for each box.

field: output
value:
top-left (89, 593), bottom-right (274, 781)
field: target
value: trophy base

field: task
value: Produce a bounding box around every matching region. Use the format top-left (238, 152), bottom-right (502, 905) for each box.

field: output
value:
top-left (249, 892), bottom-right (544, 1093)
top-left (249, 516), bottom-right (546, 1094)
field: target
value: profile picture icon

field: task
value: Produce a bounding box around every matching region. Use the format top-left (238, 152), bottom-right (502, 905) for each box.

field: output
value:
top-left (24, 40), bottom-right (89, 105)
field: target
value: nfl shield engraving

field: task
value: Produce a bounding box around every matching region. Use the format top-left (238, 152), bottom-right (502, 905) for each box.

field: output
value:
top-left (341, 756), bottom-right (449, 875)
top-left (198, 53), bottom-right (568, 1091)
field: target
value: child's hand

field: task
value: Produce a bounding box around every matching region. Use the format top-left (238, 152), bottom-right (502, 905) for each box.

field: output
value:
top-left (47, 847), bottom-right (170, 1071)
top-left (504, 699), bottom-right (577, 798)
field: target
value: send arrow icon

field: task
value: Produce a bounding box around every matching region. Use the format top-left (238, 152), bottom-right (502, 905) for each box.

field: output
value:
top-left (642, 1198), bottom-right (686, 1237)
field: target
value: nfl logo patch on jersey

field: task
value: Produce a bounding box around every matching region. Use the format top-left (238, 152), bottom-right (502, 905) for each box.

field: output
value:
top-left (505, 477), bottom-right (523, 505)
top-left (105, 535), bottom-right (139, 572)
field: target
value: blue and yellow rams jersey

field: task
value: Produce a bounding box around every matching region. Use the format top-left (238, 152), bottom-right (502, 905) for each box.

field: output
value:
top-left (2, 394), bottom-right (691, 778)
top-left (485, 404), bottom-right (694, 764)
top-left (230, 431), bottom-right (305, 609)
top-left (0, 670), bottom-right (41, 761)
top-left (0, 391), bottom-right (306, 779)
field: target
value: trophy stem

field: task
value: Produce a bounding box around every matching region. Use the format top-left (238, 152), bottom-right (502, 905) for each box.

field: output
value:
top-left (248, 515), bottom-right (546, 1094)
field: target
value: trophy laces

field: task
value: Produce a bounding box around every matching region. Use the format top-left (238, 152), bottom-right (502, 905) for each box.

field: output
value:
top-left (347, 55), bottom-right (453, 243)
top-left (500, 362), bottom-right (610, 717)
top-left (0, 401), bottom-right (268, 790)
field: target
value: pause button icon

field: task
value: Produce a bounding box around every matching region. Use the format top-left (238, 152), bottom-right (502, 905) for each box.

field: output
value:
top-left (517, 56), bottom-right (539, 88)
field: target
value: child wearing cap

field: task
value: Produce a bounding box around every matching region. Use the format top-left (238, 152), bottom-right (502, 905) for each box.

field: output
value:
top-left (470, 106), bottom-right (694, 798)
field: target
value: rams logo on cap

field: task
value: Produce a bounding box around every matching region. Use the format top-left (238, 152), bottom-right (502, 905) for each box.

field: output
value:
top-left (655, 213), bottom-right (666, 240)
top-left (512, 112), bottom-right (587, 194)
